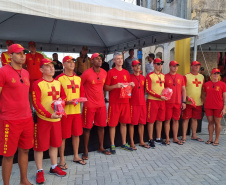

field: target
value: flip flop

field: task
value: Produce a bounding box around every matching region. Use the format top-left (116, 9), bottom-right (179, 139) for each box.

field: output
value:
top-left (139, 144), bottom-right (150, 149)
top-left (212, 142), bottom-right (219, 146)
top-left (165, 140), bottom-right (170, 145)
top-left (181, 139), bottom-right (186, 143)
top-left (98, 150), bottom-right (111, 155)
top-left (191, 137), bottom-right (204, 142)
top-left (73, 159), bottom-right (86, 165)
top-left (57, 163), bottom-right (68, 170)
top-left (205, 140), bottom-right (213, 144)
top-left (131, 145), bottom-right (137, 150)
top-left (82, 153), bottom-right (88, 160)
top-left (173, 141), bottom-right (183, 145)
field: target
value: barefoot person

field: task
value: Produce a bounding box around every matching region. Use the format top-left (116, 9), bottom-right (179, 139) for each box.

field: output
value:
top-left (202, 68), bottom-right (226, 146)
top-left (0, 44), bottom-right (33, 185)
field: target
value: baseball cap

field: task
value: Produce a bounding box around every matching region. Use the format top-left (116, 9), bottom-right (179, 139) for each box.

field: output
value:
top-left (28, 41), bottom-right (36, 47)
top-left (63, 56), bottom-right (76, 63)
top-left (82, 46), bottom-right (88, 50)
top-left (169, 60), bottom-right (179, 66)
top-left (6, 40), bottom-right (14, 46)
top-left (132, 60), bottom-right (141, 66)
top-left (40, 58), bottom-right (56, 67)
top-left (91, 53), bottom-right (101, 60)
top-left (7, 44), bottom-right (29, 54)
top-left (153, 58), bottom-right (164, 64)
top-left (191, 61), bottom-right (201, 66)
top-left (211, 68), bottom-right (220, 74)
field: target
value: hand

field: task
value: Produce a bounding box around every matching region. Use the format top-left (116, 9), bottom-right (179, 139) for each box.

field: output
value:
top-left (182, 103), bottom-right (186, 110)
top-left (115, 83), bottom-right (124, 88)
top-left (66, 100), bottom-right (74, 105)
top-left (130, 82), bottom-right (135, 87)
top-left (221, 108), bottom-right (226, 116)
top-left (58, 98), bottom-right (62, 101)
top-left (160, 96), bottom-right (168, 101)
top-left (51, 112), bottom-right (62, 119)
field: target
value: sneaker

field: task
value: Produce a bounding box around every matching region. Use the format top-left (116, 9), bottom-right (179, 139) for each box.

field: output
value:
top-left (110, 145), bottom-right (116, 154)
top-left (121, 143), bottom-right (133, 151)
top-left (36, 170), bottom-right (45, 184)
top-left (49, 166), bottom-right (67, 177)
top-left (155, 139), bottom-right (166, 145)
top-left (148, 139), bottom-right (155, 148)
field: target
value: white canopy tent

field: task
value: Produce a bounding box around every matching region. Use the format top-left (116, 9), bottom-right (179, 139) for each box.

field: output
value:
top-left (0, 0), bottom-right (198, 54)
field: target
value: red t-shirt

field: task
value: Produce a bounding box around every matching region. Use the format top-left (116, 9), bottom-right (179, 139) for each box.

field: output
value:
top-left (203, 81), bottom-right (226, 109)
top-left (130, 74), bottom-right (146, 106)
top-left (105, 68), bottom-right (131, 104)
top-left (81, 68), bottom-right (106, 108)
top-left (0, 65), bottom-right (32, 120)
top-left (25, 52), bottom-right (44, 80)
top-left (164, 73), bottom-right (185, 104)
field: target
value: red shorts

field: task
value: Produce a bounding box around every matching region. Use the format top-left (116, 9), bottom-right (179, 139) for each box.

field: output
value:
top-left (108, 103), bottom-right (131, 127)
top-left (205, 109), bottom-right (222, 118)
top-left (147, 99), bottom-right (165, 123)
top-left (61, 114), bottom-right (83, 138)
top-left (130, 105), bottom-right (146, 125)
top-left (34, 117), bottom-right (62, 152)
top-left (182, 104), bottom-right (202, 120)
top-left (82, 106), bottom-right (107, 129)
top-left (165, 103), bottom-right (181, 121)
top-left (0, 117), bottom-right (34, 157)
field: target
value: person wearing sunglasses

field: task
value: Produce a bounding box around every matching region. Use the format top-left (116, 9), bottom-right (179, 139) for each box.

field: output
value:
top-left (202, 68), bottom-right (226, 146)
top-left (146, 58), bottom-right (167, 148)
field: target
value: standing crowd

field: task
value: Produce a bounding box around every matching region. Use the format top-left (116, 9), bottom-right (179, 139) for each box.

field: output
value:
top-left (0, 41), bottom-right (226, 185)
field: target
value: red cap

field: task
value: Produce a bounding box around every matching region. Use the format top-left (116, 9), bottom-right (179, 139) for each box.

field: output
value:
top-left (153, 58), bottom-right (163, 64)
top-left (63, 56), bottom-right (76, 63)
top-left (191, 61), bottom-right (201, 66)
top-left (6, 40), bottom-right (14, 46)
top-left (7, 44), bottom-right (29, 54)
top-left (40, 58), bottom-right (55, 67)
top-left (132, 60), bottom-right (141, 66)
top-left (91, 53), bottom-right (101, 60)
top-left (169, 60), bottom-right (179, 66)
top-left (28, 41), bottom-right (36, 47)
top-left (211, 68), bottom-right (221, 74)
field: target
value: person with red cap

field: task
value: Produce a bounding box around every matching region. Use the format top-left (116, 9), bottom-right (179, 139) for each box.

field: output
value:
top-left (81, 53), bottom-right (111, 160)
top-left (56, 56), bottom-right (86, 167)
top-left (164, 61), bottom-right (186, 145)
top-left (1, 40), bottom-right (14, 66)
top-left (105, 52), bottom-right (135, 154)
top-left (0, 44), bottom-right (33, 185)
top-left (146, 58), bottom-right (167, 148)
top-left (182, 61), bottom-right (205, 143)
top-left (32, 58), bottom-right (67, 184)
top-left (202, 68), bottom-right (226, 146)
top-left (129, 60), bottom-right (149, 149)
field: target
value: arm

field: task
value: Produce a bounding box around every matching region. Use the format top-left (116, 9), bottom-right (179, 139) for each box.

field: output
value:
top-left (181, 85), bottom-right (186, 110)
top-left (104, 83), bottom-right (124, 91)
top-left (201, 86), bottom-right (206, 105)
top-left (0, 87), bottom-right (2, 94)
top-left (222, 92), bottom-right (226, 115)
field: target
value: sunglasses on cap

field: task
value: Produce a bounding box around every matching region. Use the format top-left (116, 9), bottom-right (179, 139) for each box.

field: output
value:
top-left (156, 63), bottom-right (164, 66)
top-left (213, 72), bottom-right (220, 75)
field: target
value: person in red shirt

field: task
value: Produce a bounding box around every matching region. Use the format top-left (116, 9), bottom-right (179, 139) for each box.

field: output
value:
top-left (1, 40), bottom-right (14, 66)
top-left (164, 61), bottom-right (186, 145)
top-left (32, 58), bottom-right (67, 184)
top-left (202, 68), bottom-right (226, 146)
top-left (56, 56), bottom-right (86, 167)
top-left (105, 52), bottom-right (135, 154)
top-left (0, 44), bottom-right (33, 185)
top-left (81, 53), bottom-right (111, 160)
top-left (129, 60), bottom-right (149, 149)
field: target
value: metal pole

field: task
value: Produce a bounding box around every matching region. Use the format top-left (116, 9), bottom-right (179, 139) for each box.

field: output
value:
top-left (193, 36), bottom-right (198, 61)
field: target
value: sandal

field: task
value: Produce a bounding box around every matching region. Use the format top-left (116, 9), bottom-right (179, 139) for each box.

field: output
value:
top-left (139, 143), bottom-right (150, 149)
top-left (131, 145), bottom-right (137, 150)
top-left (181, 139), bottom-right (186, 143)
top-left (82, 153), bottom-right (88, 160)
top-left (173, 140), bottom-right (183, 145)
top-left (165, 140), bottom-right (170, 145)
top-left (98, 149), bottom-right (111, 155)
top-left (73, 159), bottom-right (86, 165)
top-left (212, 142), bottom-right (219, 146)
top-left (205, 140), bottom-right (213, 144)
top-left (191, 137), bottom-right (204, 142)
top-left (57, 163), bottom-right (68, 170)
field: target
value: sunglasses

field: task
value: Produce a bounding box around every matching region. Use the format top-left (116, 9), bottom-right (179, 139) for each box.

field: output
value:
top-left (156, 63), bottom-right (164, 66)
top-left (213, 72), bottom-right (220, 75)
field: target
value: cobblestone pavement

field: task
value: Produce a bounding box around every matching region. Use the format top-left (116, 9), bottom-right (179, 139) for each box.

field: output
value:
top-left (1, 119), bottom-right (226, 185)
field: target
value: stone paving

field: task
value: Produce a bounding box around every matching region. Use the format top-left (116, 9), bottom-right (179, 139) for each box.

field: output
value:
top-left (1, 119), bottom-right (226, 185)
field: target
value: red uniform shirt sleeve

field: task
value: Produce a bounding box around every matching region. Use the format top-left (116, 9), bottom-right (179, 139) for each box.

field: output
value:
top-left (182, 77), bottom-right (185, 86)
top-left (203, 83), bottom-right (207, 93)
top-left (32, 83), bottom-right (52, 118)
top-left (60, 84), bottom-right (67, 101)
top-left (1, 53), bottom-right (7, 66)
top-left (81, 71), bottom-right (87, 85)
top-left (0, 69), bottom-right (6, 87)
top-left (183, 75), bottom-right (187, 86)
top-left (145, 75), bottom-right (161, 99)
top-left (80, 81), bottom-right (85, 97)
top-left (223, 83), bottom-right (226, 93)
top-left (105, 70), bottom-right (112, 85)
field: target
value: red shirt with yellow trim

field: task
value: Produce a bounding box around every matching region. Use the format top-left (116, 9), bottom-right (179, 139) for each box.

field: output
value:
top-left (25, 52), bottom-right (44, 80)
top-left (81, 68), bottom-right (106, 108)
top-left (32, 78), bottom-right (66, 122)
top-left (184, 73), bottom-right (204, 106)
top-left (145, 72), bottom-right (165, 101)
top-left (130, 74), bottom-right (146, 106)
top-left (1, 52), bottom-right (11, 66)
top-left (56, 73), bottom-right (85, 115)
top-left (105, 68), bottom-right (131, 104)
top-left (0, 65), bottom-right (31, 120)
top-left (203, 81), bottom-right (226, 109)
top-left (165, 73), bottom-right (185, 104)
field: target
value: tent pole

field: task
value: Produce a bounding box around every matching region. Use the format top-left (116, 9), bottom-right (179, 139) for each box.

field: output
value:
top-left (193, 36), bottom-right (198, 61)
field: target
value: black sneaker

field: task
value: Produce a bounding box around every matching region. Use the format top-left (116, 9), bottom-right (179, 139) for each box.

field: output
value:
top-left (155, 139), bottom-right (166, 145)
top-left (148, 139), bottom-right (155, 148)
